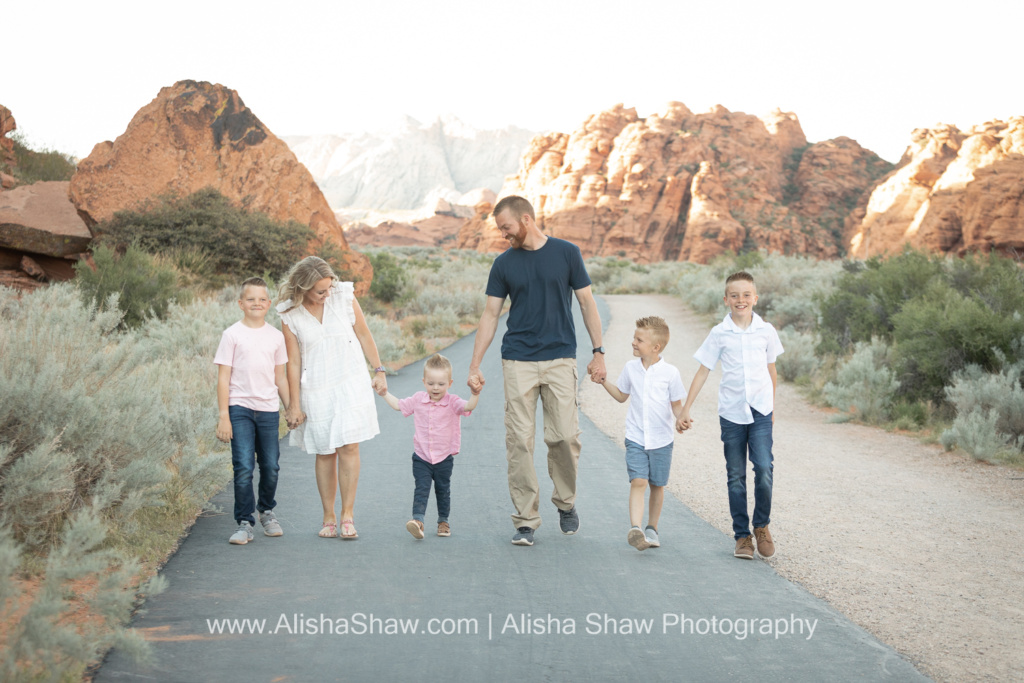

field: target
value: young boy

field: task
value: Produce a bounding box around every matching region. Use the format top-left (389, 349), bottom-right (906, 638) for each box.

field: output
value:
top-left (599, 316), bottom-right (687, 551)
top-left (679, 271), bottom-right (784, 560)
top-left (383, 354), bottom-right (480, 539)
top-left (215, 277), bottom-right (290, 545)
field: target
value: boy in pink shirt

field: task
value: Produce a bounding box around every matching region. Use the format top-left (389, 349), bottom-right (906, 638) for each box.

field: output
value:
top-left (215, 277), bottom-right (290, 545)
top-left (383, 354), bottom-right (480, 539)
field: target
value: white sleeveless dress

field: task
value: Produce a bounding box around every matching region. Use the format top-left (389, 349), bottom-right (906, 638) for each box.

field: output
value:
top-left (277, 282), bottom-right (380, 453)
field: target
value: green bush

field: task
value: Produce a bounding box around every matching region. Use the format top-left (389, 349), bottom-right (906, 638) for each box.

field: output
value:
top-left (368, 250), bottom-right (408, 303)
top-left (74, 243), bottom-right (186, 329)
top-left (4, 132), bottom-right (77, 183)
top-left (93, 187), bottom-right (313, 285)
top-left (941, 359), bottom-right (1024, 463)
top-left (775, 329), bottom-right (820, 382)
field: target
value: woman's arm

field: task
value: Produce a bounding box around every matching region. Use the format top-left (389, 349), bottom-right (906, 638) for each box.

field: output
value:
top-left (282, 322), bottom-right (305, 427)
top-left (352, 296), bottom-right (388, 396)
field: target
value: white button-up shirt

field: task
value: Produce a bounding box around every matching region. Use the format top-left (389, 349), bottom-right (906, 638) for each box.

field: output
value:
top-left (616, 357), bottom-right (687, 450)
top-left (694, 312), bottom-right (784, 425)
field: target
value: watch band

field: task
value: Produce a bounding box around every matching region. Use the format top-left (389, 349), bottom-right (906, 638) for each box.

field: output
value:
top-left (592, 346), bottom-right (605, 354)
top-left (374, 366), bottom-right (387, 374)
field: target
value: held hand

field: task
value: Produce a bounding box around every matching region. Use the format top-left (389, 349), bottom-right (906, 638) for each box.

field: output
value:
top-left (372, 373), bottom-right (388, 396)
top-left (216, 416), bottom-right (232, 443)
top-left (468, 369), bottom-right (485, 394)
top-left (675, 416), bottom-right (690, 433)
top-left (285, 406), bottom-right (305, 430)
top-left (587, 354), bottom-right (607, 384)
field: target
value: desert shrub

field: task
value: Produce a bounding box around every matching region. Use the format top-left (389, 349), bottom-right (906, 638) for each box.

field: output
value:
top-left (74, 243), bottom-right (186, 329)
top-left (775, 329), bottom-right (820, 382)
top-left (5, 132), bottom-right (77, 183)
top-left (92, 187), bottom-right (313, 285)
top-left (365, 314), bottom-right (407, 366)
top-left (0, 284), bottom-right (227, 550)
top-left (368, 251), bottom-right (408, 303)
top-left (587, 258), bottom-right (690, 294)
top-left (891, 281), bottom-right (1024, 403)
top-left (891, 400), bottom-right (930, 430)
top-left (823, 339), bottom-right (899, 422)
top-left (941, 360), bottom-right (1024, 462)
top-left (422, 307), bottom-right (460, 337)
top-left (818, 250), bottom-right (944, 354)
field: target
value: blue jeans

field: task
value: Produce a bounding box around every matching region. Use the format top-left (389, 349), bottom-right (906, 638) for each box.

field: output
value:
top-left (720, 409), bottom-right (773, 539)
top-left (229, 405), bottom-right (281, 526)
top-left (412, 454), bottom-right (454, 524)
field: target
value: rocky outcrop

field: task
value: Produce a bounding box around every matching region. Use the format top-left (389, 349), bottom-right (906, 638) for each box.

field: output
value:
top-left (69, 80), bottom-right (371, 291)
top-left (847, 118), bottom-right (1024, 257)
top-left (461, 102), bottom-right (892, 262)
top-left (0, 181), bottom-right (90, 290)
top-left (0, 105), bottom-right (14, 167)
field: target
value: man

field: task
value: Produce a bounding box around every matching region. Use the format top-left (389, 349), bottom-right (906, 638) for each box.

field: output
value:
top-left (467, 195), bottom-right (606, 546)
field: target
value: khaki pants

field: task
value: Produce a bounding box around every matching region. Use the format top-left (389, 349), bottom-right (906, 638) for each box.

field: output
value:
top-left (502, 358), bottom-right (582, 530)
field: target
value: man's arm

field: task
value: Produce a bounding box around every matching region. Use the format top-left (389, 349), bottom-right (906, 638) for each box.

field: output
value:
top-left (574, 285), bottom-right (606, 383)
top-left (468, 295), bottom-right (504, 391)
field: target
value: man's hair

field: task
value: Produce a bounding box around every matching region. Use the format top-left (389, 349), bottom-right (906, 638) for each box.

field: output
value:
top-left (725, 271), bottom-right (755, 287)
top-left (492, 195), bottom-right (535, 222)
top-left (636, 316), bottom-right (670, 348)
top-left (240, 276), bottom-right (269, 298)
top-left (424, 353), bottom-right (453, 379)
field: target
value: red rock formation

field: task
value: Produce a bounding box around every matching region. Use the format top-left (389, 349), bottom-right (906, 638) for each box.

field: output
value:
top-left (455, 202), bottom-right (507, 253)
top-left (848, 118), bottom-right (1024, 257)
top-left (463, 102), bottom-right (890, 262)
top-left (0, 105), bottom-right (15, 171)
top-left (68, 81), bottom-right (371, 292)
top-left (0, 181), bottom-right (92, 256)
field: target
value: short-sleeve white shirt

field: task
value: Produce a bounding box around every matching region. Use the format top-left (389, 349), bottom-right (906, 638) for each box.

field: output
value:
top-left (615, 357), bottom-right (687, 449)
top-left (693, 312), bottom-right (784, 425)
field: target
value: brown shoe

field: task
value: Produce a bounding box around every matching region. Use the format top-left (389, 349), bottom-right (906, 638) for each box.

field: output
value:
top-left (754, 526), bottom-right (775, 559)
top-left (406, 519), bottom-right (424, 539)
top-left (734, 536), bottom-right (754, 559)
top-left (437, 522), bottom-right (451, 537)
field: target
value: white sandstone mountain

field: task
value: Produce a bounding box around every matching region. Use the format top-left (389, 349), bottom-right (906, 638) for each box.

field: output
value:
top-left (283, 115), bottom-right (534, 214)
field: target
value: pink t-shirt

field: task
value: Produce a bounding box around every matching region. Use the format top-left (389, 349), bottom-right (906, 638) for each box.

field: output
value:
top-left (214, 321), bottom-right (288, 412)
top-left (398, 391), bottom-right (473, 464)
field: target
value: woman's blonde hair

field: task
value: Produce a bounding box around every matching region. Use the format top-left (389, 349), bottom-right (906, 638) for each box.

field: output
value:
top-left (277, 256), bottom-right (336, 312)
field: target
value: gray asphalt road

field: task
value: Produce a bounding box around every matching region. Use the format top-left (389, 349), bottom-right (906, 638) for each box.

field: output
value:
top-left (98, 297), bottom-right (926, 682)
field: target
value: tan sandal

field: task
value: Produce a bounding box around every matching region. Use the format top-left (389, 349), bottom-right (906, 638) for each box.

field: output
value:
top-left (318, 523), bottom-right (337, 538)
top-left (340, 519), bottom-right (358, 539)
top-left (406, 519), bottom-right (424, 539)
top-left (437, 522), bottom-right (451, 537)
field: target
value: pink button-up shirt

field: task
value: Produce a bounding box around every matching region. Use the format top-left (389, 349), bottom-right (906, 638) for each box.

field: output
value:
top-left (398, 391), bottom-right (473, 464)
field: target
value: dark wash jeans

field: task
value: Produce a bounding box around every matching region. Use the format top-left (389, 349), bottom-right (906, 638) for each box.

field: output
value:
top-left (719, 409), bottom-right (773, 539)
top-left (411, 453), bottom-right (454, 524)
top-left (229, 405), bottom-right (280, 526)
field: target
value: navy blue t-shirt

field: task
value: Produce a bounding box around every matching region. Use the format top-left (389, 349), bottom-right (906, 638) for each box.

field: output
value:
top-left (485, 237), bottom-right (592, 361)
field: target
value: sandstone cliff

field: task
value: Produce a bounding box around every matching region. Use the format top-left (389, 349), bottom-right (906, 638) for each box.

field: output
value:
top-left (1, 105), bottom-right (17, 188)
top-left (848, 118), bottom-right (1024, 257)
top-left (459, 103), bottom-right (892, 262)
top-left (69, 81), bottom-right (371, 290)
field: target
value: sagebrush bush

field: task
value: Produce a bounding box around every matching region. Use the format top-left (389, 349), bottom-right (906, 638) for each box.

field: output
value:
top-left (4, 132), bottom-right (77, 183)
top-left (74, 243), bottom-right (186, 329)
top-left (368, 251), bottom-right (408, 303)
top-left (823, 339), bottom-right (899, 422)
top-left (93, 187), bottom-right (313, 285)
top-left (365, 314), bottom-right (407, 365)
top-left (941, 359), bottom-right (1024, 462)
top-left (775, 329), bottom-right (820, 382)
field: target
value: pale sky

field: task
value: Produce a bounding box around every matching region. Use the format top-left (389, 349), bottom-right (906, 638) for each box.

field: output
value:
top-left (6, 0), bottom-right (1022, 163)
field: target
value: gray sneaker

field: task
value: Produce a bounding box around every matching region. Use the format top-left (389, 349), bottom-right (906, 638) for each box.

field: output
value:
top-left (512, 527), bottom-right (535, 546)
top-left (645, 525), bottom-right (660, 548)
top-left (558, 506), bottom-right (580, 535)
top-left (628, 526), bottom-right (651, 551)
top-left (229, 521), bottom-right (254, 545)
top-left (259, 510), bottom-right (283, 537)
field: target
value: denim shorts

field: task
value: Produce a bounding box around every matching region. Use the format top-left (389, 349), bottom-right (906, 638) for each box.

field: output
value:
top-left (625, 438), bottom-right (673, 487)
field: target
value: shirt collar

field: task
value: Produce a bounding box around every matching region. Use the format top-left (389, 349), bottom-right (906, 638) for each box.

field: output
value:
top-left (722, 311), bottom-right (766, 333)
top-left (419, 391), bottom-right (452, 406)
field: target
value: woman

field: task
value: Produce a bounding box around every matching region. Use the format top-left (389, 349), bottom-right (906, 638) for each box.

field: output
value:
top-left (277, 256), bottom-right (387, 539)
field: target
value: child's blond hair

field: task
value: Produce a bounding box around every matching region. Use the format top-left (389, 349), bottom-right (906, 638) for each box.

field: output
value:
top-left (424, 353), bottom-right (453, 380)
top-left (725, 271), bottom-right (755, 288)
top-left (239, 276), bottom-right (269, 299)
top-left (636, 316), bottom-right (670, 349)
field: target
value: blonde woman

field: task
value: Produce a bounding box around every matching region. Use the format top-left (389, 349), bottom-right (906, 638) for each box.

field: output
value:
top-left (277, 256), bottom-right (387, 540)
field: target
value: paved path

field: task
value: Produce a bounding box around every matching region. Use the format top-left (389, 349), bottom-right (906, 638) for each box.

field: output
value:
top-left (99, 299), bottom-right (926, 682)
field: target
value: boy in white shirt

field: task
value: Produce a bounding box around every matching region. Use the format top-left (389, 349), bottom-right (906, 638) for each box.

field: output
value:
top-left (599, 316), bottom-right (687, 551)
top-left (679, 272), bottom-right (784, 561)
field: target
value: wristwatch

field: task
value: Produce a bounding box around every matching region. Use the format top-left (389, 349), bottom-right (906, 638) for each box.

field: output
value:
top-left (592, 347), bottom-right (605, 354)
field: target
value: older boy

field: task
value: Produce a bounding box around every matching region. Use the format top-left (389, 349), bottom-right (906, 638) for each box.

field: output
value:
top-left (679, 272), bottom-right (783, 560)
top-left (599, 316), bottom-right (687, 551)
top-left (215, 277), bottom-right (290, 545)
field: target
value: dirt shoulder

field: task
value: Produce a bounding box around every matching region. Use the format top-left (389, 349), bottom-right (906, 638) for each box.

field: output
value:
top-left (579, 294), bottom-right (1024, 682)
